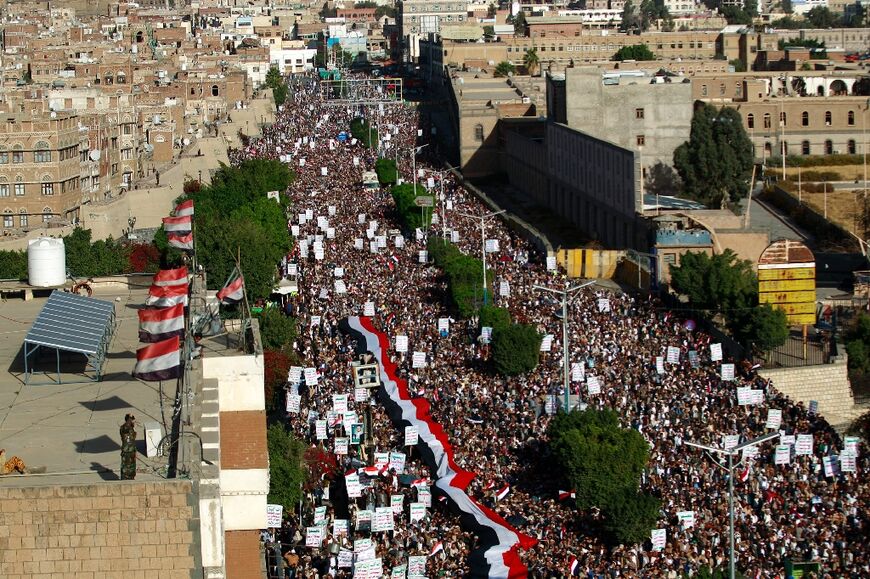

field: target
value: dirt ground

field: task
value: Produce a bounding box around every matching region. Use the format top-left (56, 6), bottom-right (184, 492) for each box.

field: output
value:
top-left (769, 164), bottom-right (869, 181)
top-left (795, 186), bottom-right (868, 236)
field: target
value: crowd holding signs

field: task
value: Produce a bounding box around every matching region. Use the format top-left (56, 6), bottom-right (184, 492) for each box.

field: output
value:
top-left (239, 73), bottom-right (867, 578)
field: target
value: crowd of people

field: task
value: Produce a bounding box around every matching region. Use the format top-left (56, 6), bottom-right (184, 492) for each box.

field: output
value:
top-left (230, 72), bottom-right (869, 579)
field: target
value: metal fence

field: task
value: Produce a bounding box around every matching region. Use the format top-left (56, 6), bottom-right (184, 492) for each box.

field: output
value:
top-left (756, 331), bottom-right (835, 368)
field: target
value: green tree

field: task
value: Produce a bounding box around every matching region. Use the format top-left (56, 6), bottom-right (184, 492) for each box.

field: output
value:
top-left (549, 409), bottom-right (660, 545)
top-left (374, 5), bottom-right (395, 18)
top-left (668, 250), bottom-right (757, 313)
top-left (729, 58), bottom-right (747, 72)
top-left (780, 0), bottom-right (793, 13)
top-left (721, 5), bottom-right (753, 25)
top-left (267, 423), bottom-right (306, 515)
top-left (0, 248), bottom-right (28, 280)
top-left (645, 161), bottom-right (681, 197)
top-left (257, 307), bottom-right (298, 351)
top-left (729, 304), bottom-right (789, 351)
top-left (845, 313), bottom-right (870, 375)
top-left (492, 323), bottom-right (541, 376)
top-left (513, 11), bottom-right (527, 36)
top-left (487, 2), bottom-right (497, 18)
top-left (613, 44), bottom-right (655, 61)
top-left (493, 61), bottom-right (516, 77)
top-left (273, 84), bottom-right (288, 107)
top-left (621, 0), bottom-right (641, 31)
top-left (375, 158), bottom-right (398, 185)
top-left (265, 66), bottom-right (283, 89)
top-left (673, 103), bottom-right (754, 207)
top-left (479, 305), bottom-right (512, 332)
top-left (350, 117), bottom-right (378, 148)
top-left (523, 48), bottom-right (540, 76)
top-left (805, 6), bottom-right (839, 27)
top-left (391, 183), bottom-right (431, 230)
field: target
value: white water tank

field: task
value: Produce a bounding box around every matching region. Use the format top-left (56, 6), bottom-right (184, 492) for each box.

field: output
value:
top-left (28, 237), bottom-right (66, 287)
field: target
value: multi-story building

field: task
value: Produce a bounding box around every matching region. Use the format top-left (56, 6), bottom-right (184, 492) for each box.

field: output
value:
top-left (398, 0), bottom-right (467, 60)
top-left (0, 111), bottom-right (82, 234)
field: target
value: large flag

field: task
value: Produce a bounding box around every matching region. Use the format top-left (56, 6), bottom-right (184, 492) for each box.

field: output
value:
top-left (153, 266), bottom-right (188, 287)
top-left (133, 336), bottom-right (181, 381)
top-left (217, 268), bottom-right (245, 304)
top-left (174, 199), bottom-right (194, 217)
top-left (145, 283), bottom-right (188, 307)
top-left (167, 232), bottom-right (194, 251)
top-left (162, 215), bottom-right (192, 234)
top-left (138, 303), bottom-right (185, 343)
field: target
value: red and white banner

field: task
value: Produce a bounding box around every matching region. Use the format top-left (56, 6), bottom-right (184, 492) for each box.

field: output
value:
top-left (138, 303), bottom-right (184, 343)
top-left (145, 283), bottom-right (188, 307)
top-left (217, 269), bottom-right (245, 304)
top-left (167, 232), bottom-right (194, 251)
top-left (153, 267), bottom-right (188, 287)
top-left (496, 485), bottom-right (511, 501)
top-left (174, 199), bottom-right (194, 217)
top-left (162, 215), bottom-right (193, 234)
top-left (340, 317), bottom-right (536, 579)
top-left (133, 336), bottom-right (181, 381)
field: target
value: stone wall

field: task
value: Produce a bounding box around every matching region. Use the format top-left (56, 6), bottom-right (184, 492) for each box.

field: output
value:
top-left (0, 480), bottom-right (198, 579)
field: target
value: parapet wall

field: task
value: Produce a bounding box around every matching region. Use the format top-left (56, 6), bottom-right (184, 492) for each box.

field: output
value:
top-left (0, 480), bottom-right (198, 578)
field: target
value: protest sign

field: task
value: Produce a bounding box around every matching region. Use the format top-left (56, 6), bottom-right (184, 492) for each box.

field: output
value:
top-left (666, 346), bottom-right (680, 364)
top-left (396, 335), bottom-right (409, 352)
top-left (405, 426), bottom-right (419, 446)
top-left (412, 352), bottom-right (426, 368)
top-left (333, 394), bottom-right (349, 413)
top-left (721, 363), bottom-right (735, 381)
top-left (335, 437), bottom-right (349, 455)
top-left (286, 393), bottom-right (301, 413)
top-left (775, 444), bottom-right (791, 465)
top-left (410, 502), bottom-right (426, 522)
top-left (651, 528), bottom-right (666, 551)
top-left (266, 504), bottom-right (283, 528)
top-left (306, 526), bottom-right (324, 548)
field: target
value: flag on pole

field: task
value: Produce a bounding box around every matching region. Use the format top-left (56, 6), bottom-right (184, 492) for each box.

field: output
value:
top-left (495, 484), bottom-right (510, 501)
top-left (558, 490), bottom-right (576, 501)
top-left (429, 541), bottom-right (444, 556)
top-left (739, 465), bottom-right (750, 482)
top-left (167, 232), bottom-right (194, 251)
top-left (162, 215), bottom-right (193, 234)
top-left (145, 283), bottom-right (188, 307)
top-left (174, 199), bottom-right (194, 217)
top-left (138, 303), bottom-right (185, 342)
top-left (153, 266), bottom-right (188, 287)
top-left (217, 268), bottom-right (245, 304)
top-left (569, 557), bottom-right (579, 576)
top-left (133, 336), bottom-right (181, 381)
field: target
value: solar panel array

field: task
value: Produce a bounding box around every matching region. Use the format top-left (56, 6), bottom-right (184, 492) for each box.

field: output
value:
top-left (24, 291), bottom-right (116, 355)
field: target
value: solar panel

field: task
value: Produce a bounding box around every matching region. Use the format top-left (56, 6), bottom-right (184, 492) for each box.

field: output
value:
top-left (25, 291), bottom-right (116, 355)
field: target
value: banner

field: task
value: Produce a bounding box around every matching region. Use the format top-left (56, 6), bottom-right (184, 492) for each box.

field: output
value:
top-left (655, 357), bottom-right (665, 374)
top-left (571, 362), bottom-right (585, 382)
top-left (364, 301), bottom-right (376, 317)
top-left (586, 375), bottom-right (601, 395)
top-left (651, 528), bottom-right (666, 551)
top-left (795, 434), bottom-right (814, 456)
top-left (775, 444), bottom-right (791, 465)
top-left (395, 335), bottom-right (409, 352)
top-left (412, 352), bottom-right (426, 368)
top-left (333, 394), bottom-right (349, 413)
top-left (286, 393), bottom-right (301, 413)
top-left (266, 504), bottom-right (283, 528)
top-left (710, 343), bottom-right (723, 361)
top-left (316, 420), bottom-right (327, 440)
top-left (540, 335), bottom-right (553, 352)
top-left (346, 473), bottom-right (362, 498)
top-left (306, 526), bottom-right (324, 548)
top-left (391, 494), bottom-right (404, 514)
top-left (405, 426), bottom-right (419, 446)
top-left (335, 437), bottom-right (349, 455)
top-left (408, 556), bottom-right (427, 576)
top-left (666, 346), bottom-right (680, 364)
top-left (676, 511), bottom-right (695, 528)
top-left (721, 363), bottom-right (735, 381)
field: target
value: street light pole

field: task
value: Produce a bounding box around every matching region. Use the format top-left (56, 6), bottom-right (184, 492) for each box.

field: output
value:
top-left (684, 431), bottom-right (779, 579)
top-left (533, 281), bottom-right (596, 412)
top-left (456, 209), bottom-right (506, 305)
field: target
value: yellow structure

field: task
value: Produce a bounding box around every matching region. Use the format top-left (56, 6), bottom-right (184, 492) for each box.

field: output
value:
top-left (757, 240), bottom-right (816, 326)
top-left (555, 248), bottom-right (620, 279)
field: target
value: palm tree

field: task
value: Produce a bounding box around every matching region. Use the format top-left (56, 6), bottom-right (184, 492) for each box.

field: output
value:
top-left (523, 48), bottom-right (540, 77)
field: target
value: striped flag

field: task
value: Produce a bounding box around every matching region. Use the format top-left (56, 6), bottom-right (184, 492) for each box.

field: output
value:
top-left (145, 283), bottom-right (188, 308)
top-left (153, 266), bottom-right (188, 287)
top-left (167, 232), bottom-right (194, 251)
top-left (739, 464), bottom-right (750, 482)
top-left (133, 336), bottom-right (181, 381)
top-left (569, 556), bottom-right (579, 576)
top-left (162, 215), bottom-right (193, 234)
top-left (558, 490), bottom-right (576, 501)
top-left (429, 541), bottom-right (444, 556)
top-left (174, 199), bottom-right (194, 217)
top-left (495, 484), bottom-right (510, 501)
top-left (138, 303), bottom-right (185, 343)
top-left (216, 268), bottom-right (245, 304)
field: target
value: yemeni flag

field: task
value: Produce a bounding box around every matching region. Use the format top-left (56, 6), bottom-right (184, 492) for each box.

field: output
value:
top-left (153, 266), bottom-right (188, 287)
top-left (558, 490), bottom-right (576, 501)
top-left (429, 541), bottom-right (444, 556)
top-left (138, 303), bottom-right (185, 343)
top-left (739, 464), bottom-right (750, 482)
top-left (174, 199), bottom-right (194, 217)
top-left (145, 283), bottom-right (188, 307)
top-left (167, 231), bottom-right (194, 251)
top-left (162, 215), bottom-right (193, 234)
top-left (495, 484), bottom-right (511, 501)
top-left (569, 556), bottom-right (580, 576)
top-left (217, 268), bottom-right (245, 304)
top-left (133, 336), bottom-right (181, 381)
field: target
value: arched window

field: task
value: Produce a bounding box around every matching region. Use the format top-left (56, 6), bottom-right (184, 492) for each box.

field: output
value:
top-left (0, 145), bottom-right (7, 165)
top-left (19, 208), bottom-right (27, 228)
top-left (14, 175), bottom-right (24, 197)
top-left (763, 113), bottom-right (771, 129)
top-left (802, 141), bottom-right (810, 155)
top-left (825, 111), bottom-right (832, 126)
top-left (0, 176), bottom-right (7, 197)
top-left (41, 175), bottom-right (53, 196)
top-left (848, 111), bottom-right (855, 126)
top-left (474, 124), bottom-right (484, 141)
top-left (42, 206), bottom-right (52, 222)
top-left (34, 141), bottom-right (51, 163)
top-left (211, 84), bottom-right (219, 96)
top-left (104, 73), bottom-right (113, 85)
top-left (780, 111), bottom-right (787, 126)
top-left (801, 111), bottom-right (809, 126)
top-left (3, 209), bottom-right (13, 228)
top-left (117, 72), bottom-right (126, 84)
top-left (12, 144), bottom-right (23, 164)
top-left (747, 113), bottom-right (754, 129)
top-left (825, 140), bottom-right (833, 154)
top-left (764, 142), bottom-right (772, 155)
top-left (848, 140), bottom-right (856, 154)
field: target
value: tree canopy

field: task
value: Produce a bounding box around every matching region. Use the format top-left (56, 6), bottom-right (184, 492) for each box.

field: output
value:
top-left (613, 44), bottom-right (655, 61)
top-left (494, 61), bottom-right (516, 78)
top-left (845, 313), bottom-right (870, 376)
top-left (673, 102), bottom-right (754, 207)
top-left (267, 423), bottom-right (306, 516)
top-left (523, 48), bottom-right (540, 76)
top-left (491, 322), bottom-right (542, 376)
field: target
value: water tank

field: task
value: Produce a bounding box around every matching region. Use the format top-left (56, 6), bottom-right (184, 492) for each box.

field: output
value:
top-left (28, 237), bottom-right (66, 288)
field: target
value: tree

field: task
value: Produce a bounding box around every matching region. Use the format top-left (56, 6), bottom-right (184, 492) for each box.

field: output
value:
top-left (391, 183), bottom-right (431, 230)
top-left (729, 58), bottom-right (747, 72)
top-left (493, 61), bottom-right (516, 77)
top-left (263, 348), bottom-right (293, 413)
top-left (845, 313), bottom-right (870, 375)
top-left (479, 305), bottom-right (512, 332)
top-left (267, 423), bottom-right (306, 515)
top-left (265, 66), bottom-right (283, 89)
top-left (780, 0), bottom-right (793, 14)
top-left (644, 161), bottom-right (681, 198)
top-left (729, 304), bottom-right (789, 351)
top-left (668, 250), bottom-right (757, 313)
top-left (513, 11), bottom-right (527, 36)
top-left (374, 5), bottom-right (395, 19)
top-left (523, 48), bottom-right (540, 76)
top-left (805, 6), bottom-right (839, 28)
top-left (673, 102), bottom-right (754, 207)
top-left (621, 0), bottom-right (641, 31)
top-left (257, 307), bottom-right (298, 351)
top-left (350, 117), bottom-right (378, 148)
top-left (549, 409), bottom-right (661, 545)
top-left (487, 2), bottom-right (497, 18)
top-left (375, 158), bottom-right (398, 185)
top-left (613, 44), bottom-right (655, 61)
top-left (491, 323), bottom-right (541, 376)
top-left (721, 5), bottom-right (753, 25)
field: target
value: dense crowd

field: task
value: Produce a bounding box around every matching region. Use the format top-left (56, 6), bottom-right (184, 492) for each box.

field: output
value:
top-left (231, 73), bottom-right (869, 579)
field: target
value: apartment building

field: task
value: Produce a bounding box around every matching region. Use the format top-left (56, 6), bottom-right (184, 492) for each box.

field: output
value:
top-left (398, 0), bottom-right (467, 59)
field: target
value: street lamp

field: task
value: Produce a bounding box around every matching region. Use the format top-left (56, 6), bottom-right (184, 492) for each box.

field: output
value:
top-left (456, 209), bottom-right (506, 306)
top-left (533, 280), bottom-right (596, 413)
top-left (410, 144), bottom-right (429, 194)
top-left (684, 431), bottom-right (780, 579)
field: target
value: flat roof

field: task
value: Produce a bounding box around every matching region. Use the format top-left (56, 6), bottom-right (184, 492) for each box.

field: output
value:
top-left (0, 287), bottom-right (171, 483)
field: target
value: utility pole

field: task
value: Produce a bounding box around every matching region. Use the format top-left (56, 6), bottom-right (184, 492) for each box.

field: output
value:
top-left (456, 209), bottom-right (507, 306)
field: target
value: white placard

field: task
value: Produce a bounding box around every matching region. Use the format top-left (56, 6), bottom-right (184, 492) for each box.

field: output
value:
top-left (354, 387), bottom-right (369, 403)
top-left (540, 335), bottom-right (553, 352)
top-left (571, 362), bottom-right (585, 382)
top-left (597, 298), bottom-right (611, 313)
top-left (438, 318), bottom-right (450, 333)
top-left (666, 346), bottom-right (680, 364)
top-left (841, 453), bottom-right (857, 473)
top-left (362, 301), bottom-right (375, 317)
top-left (781, 434), bottom-right (796, 446)
top-left (418, 487), bottom-right (431, 507)
top-left (316, 420), bottom-right (327, 440)
top-left (499, 281), bottom-right (510, 297)
top-left (314, 505), bottom-right (327, 525)
top-left (338, 549), bottom-right (354, 568)
top-left (321, 167), bottom-right (328, 176)
top-left (371, 507), bottom-right (394, 532)
top-left (485, 239), bottom-right (500, 253)
top-left (823, 455), bottom-right (839, 478)
top-left (795, 434), bottom-right (814, 456)
top-left (291, 225), bottom-right (300, 236)
top-left (546, 256), bottom-right (557, 271)
top-left (326, 227), bottom-right (335, 239)
top-left (334, 267), bottom-right (344, 278)
top-left (723, 435), bottom-right (739, 450)
top-left (451, 230), bottom-right (460, 243)
top-left (389, 451), bottom-right (406, 473)
top-left (586, 375), bottom-right (601, 395)
top-left (306, 526), bottom-right (324, 548)
top-left (333, 394), bottom-right (349, 413)
top-left (286, 393), bottom-right (301, 413)
top-left (335, 280), bottom-right (347, 294)
top-left (736, 387), bottom-right (753, 406)
top-left (651, 528), bottom-right (666, 551)
top-left (288, 366), bottom-right (302, 383)
top-left (335, 437), bottom-right (349, 455)
top-left (405, 426), bottom-right (419, 446)
top-left (844, 436), bottom-right (860, 456)
top-left (676, 511), bottom-right (695, 528)
top-left (355, 238), bottom-right (364, 250)
top-left (346, 473), bottom-right (362, 498)
top-left (418, 250), bottom-right (428, 264)
top-left (710, 343), bottom-right (723, 362)
top-left (266, 504), bottom-right (283, 528)
top-left (377, 235), bottom-right (388, 248)
top-left (395, 335), bottom-right (408, 352)
top-left (775, 444), bottom-right (791, 465)
top-left (412, 351), bottom-right (426, 368)
top-left (329, 205), bottom-right (336, 216)
top-left (408, 557), bottom-right (427, 576)
top-left (390, 494), bottom-right (404, 514)
top-left (410, 502), bottom-right (426, 522)
top-left (721, 363), bottom-right (735, 381)
top-left (656, 356), bottom-right (665, 374)
top-left (395, 235), bottom-right (405, 248)
top-left (480, 326), bottom-right (492, 343)
top-left (304, 367), bottom-right (319, 386)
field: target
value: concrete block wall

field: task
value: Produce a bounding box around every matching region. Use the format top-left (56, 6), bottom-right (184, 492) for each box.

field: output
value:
top-left (760, 357), bottom-right (857, 424)
top-left (0, 480), bottom-right (197, 579)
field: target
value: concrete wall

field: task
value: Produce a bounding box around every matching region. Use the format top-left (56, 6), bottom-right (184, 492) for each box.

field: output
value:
top-left (204, 353), bottom-right (267, 412)
top-left (0, 481), bottom-right (197, 578)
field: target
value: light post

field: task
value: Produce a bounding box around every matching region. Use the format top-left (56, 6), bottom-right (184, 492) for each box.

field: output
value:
top-left (863, 98), bottom-right (869, 201)
top-left (533, 280), bottom-right (596, 413)
top-left (456, 209), bottom-right (507, 306)
top-left (684, 431), bottom-right (780, 579)
top-left (409, 144), bottom-right (429, 193)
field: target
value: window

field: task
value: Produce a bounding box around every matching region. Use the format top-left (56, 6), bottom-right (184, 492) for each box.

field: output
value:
top-left (12, 148), bottom-right (23, 164)
top-left (720, 83), bottom-right (726, 96)
top-left (663, 253), bottom-right (676, 265)
top-left (42, 207), bottom-right (52, 222)
top-left (0, 152), bottom-right (7, 164)
top-left (34, 142), bottom-right (51, 163)
top-left (763, 113), bottom-right (771, 129)
top-left (848, 140), bottom-right (856, 154)
top-left (19, 210), bottom-right (27, 227)
top-left (825, 111), bottom-right (832, 126)
top-left (848, 111), bottom-right (855, 126)
top-left (14, 183), bottom-right (24, 196)
top-left (0, 183), bottom-right (7, 197)
top-left (474, 124), bottom-right (484, 141)
top-left (780, 111), bottom-right (786, 126)
top-left (701, 85), bottom-right (708, 97)
top-left (3, 212), bottom-right (12, 228)
top-left (636, 135), bottom-right (645, 147)
top-left (41, 181), bottom-right (53, 196)
top-left (747, 113), bottom-right (754, 129)
top-left (825, 140), bottom-right (833, 154)
top-left (635, 108), bottom-right (645, 119)
top-left (211, 84), bottom-right (220, 97)
top-left (802, 111), bottom-right (809, 126)
top-left (802, 140), bottom-right (810, 155)
top-left (736, 83), bottom-right (742, 97)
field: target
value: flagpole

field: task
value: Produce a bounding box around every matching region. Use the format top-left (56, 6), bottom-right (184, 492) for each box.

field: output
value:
top-left (233, 247), bottom-right (254, 352)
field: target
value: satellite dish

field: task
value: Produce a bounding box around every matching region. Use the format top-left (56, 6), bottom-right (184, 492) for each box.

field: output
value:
top-left (182, 137), bottom-right (190, 146)
top-left (89, 149), bottom-right (101, 161)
